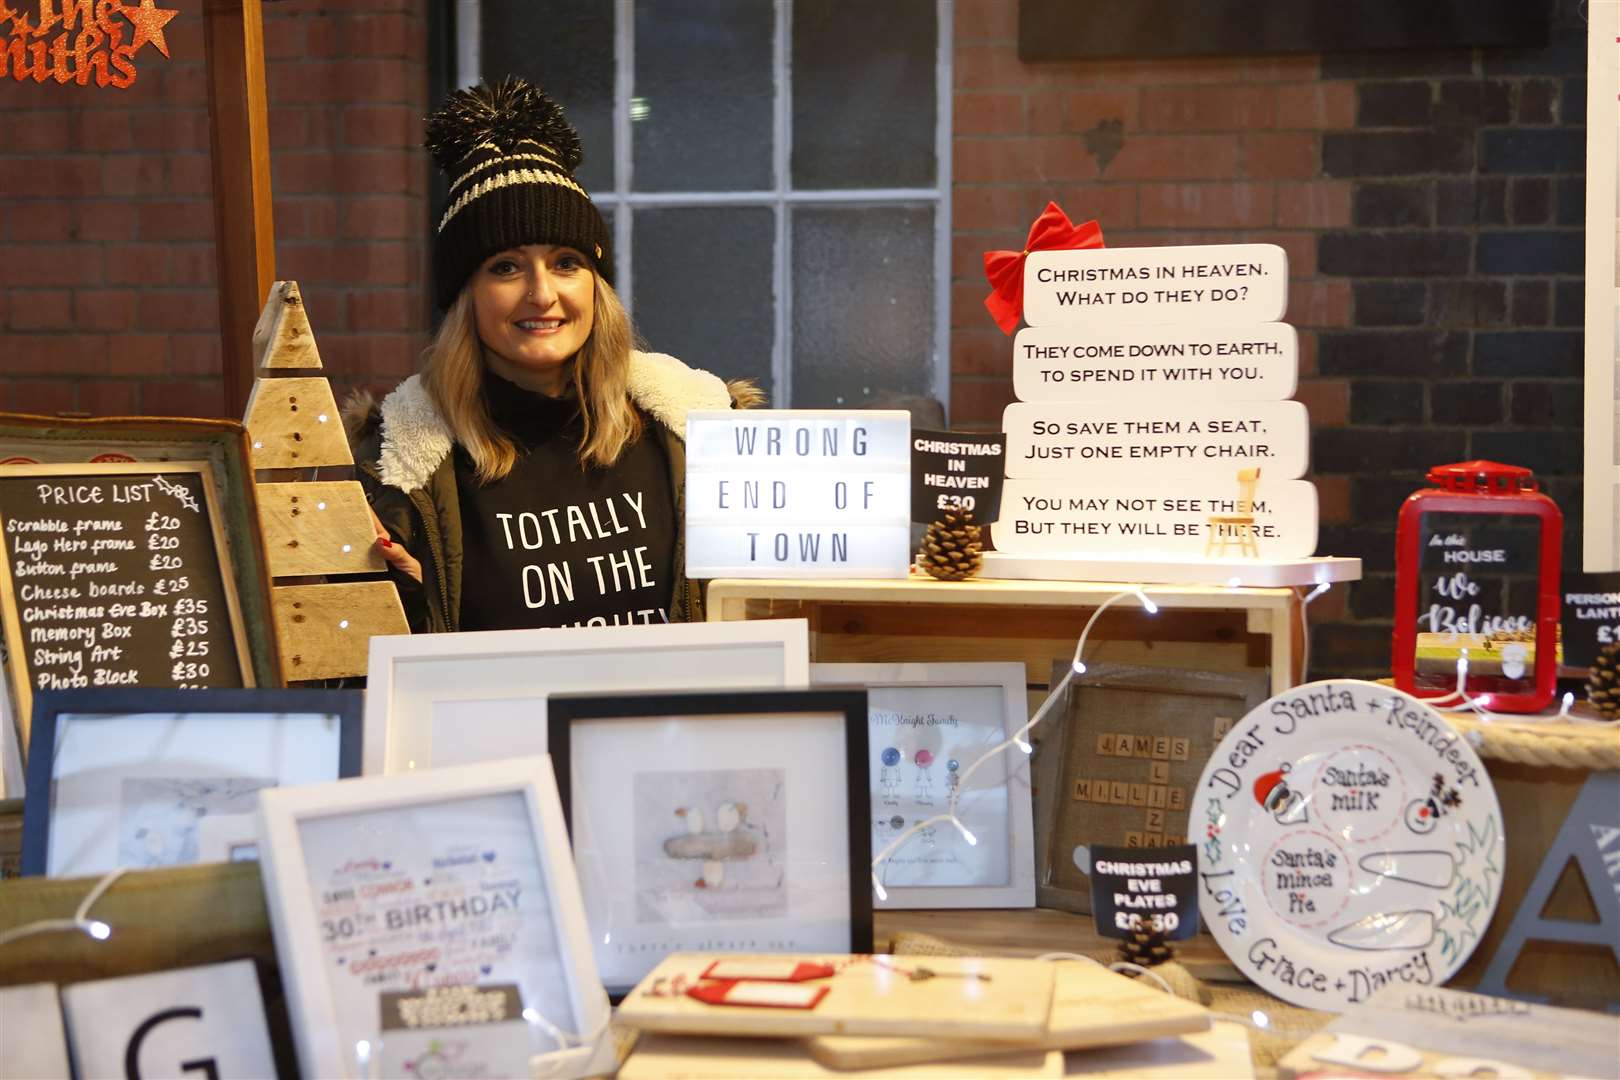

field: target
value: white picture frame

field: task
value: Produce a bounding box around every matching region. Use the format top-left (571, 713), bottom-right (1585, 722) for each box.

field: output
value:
top-left (362, 619), bottom-right (810, 775)
top-left (811, 662), bottom-right (1036, 909)
top-left (1587, 2), bottom-right (1620, 571)
top-left (0, 687), bottom-right (20, 801)
top-left (258, 756), bottom-right (611, 1080)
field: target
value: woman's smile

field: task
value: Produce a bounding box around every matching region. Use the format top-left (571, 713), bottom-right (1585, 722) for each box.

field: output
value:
top-left (473, 243), bottom-right (597, 394)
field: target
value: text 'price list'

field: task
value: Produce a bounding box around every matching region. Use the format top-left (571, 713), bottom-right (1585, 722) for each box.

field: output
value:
top-left (0, 469), bottom-right (243, 693)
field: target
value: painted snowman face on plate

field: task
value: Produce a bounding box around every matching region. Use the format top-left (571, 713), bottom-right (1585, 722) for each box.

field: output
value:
top-left (1188, 680), bottom-right (1504, 1012)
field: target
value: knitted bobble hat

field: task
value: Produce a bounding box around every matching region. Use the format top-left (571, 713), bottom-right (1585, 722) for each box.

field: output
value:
top-left (425, 76), bottom-right (613, 309)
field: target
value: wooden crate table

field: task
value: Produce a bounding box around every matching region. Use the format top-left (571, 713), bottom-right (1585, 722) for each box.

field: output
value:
top-left (705, 575), bottom-right (1309, 695)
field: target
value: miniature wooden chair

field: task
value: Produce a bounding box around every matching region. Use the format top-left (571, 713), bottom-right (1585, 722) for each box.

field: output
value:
top-left (1204, 467), bottom-right (1261, 559)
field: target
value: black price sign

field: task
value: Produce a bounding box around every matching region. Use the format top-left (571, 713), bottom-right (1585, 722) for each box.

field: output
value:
top-left (0, 462), bottom-right (250, 717)
top-left (911, 429), bottom-right (1005, 524)
top-left (1561, 572), bottom-right (1620, 669)
top-left (1088, 843), bottom-right (1200, 940)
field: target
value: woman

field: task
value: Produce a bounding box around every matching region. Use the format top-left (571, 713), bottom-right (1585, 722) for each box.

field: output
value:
top-left (350, 78), bottom-right (759, 633)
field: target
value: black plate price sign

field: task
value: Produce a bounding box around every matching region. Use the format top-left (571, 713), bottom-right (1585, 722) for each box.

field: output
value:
top-left (1088, 842), bottom-right (1200, 940)
top-left (0, 462), bottom-right (251, 731)
top-left (911, 429), bottom-right (1006, 524)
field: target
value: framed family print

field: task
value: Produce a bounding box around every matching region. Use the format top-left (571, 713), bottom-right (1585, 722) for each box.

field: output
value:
top-left (363, 619), bottom-right (810, 774)
top-left (257, 756), bottom-right (611, 1080)
top-left (1032, 662), bottom-right (1267, 914)
top-left (811, 662), bottom-right (1035, 909)
top-left (21, 688), bottom-right (362, 877)
top-left (548, 689), bottom-right (873, 998)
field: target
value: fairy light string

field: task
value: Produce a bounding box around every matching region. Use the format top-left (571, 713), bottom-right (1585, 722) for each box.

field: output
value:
top-left (871, 587), bottom-right (1159, 900)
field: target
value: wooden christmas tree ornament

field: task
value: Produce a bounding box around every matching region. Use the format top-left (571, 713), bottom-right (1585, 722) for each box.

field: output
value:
top-left (919, 510), bottom-right (983, 581)
top-left (244, 281), bottom-right (408, 684)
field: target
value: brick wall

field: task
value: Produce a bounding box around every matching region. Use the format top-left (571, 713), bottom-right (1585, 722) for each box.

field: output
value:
top-left (2, 2), bottom-right (1590, 677)
top-left (950, 0), bottom-right (1586, 678)
top-left (0, 0), bottom-right (432, 418)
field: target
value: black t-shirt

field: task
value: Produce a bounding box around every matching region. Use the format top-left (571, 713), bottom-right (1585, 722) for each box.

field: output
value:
top-left (454, 374), bottom-right (676, 631)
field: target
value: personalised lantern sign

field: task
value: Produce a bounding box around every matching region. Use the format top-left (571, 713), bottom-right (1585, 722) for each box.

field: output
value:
top-left (685, 410), bottom-right (912, 578)
top-left (1023, 244), bottom-right (1288, 329)
top-left (1393, 461), bottom-right (1562, 713)
top-left (1559, 571), bottom-right (1620, 669)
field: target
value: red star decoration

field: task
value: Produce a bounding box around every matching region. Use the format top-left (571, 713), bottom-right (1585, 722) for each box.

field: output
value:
top-left (121, 0), bottom-right (179, 59)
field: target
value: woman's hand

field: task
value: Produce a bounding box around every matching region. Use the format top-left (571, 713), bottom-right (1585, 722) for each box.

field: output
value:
top-left (369, 507), bottom-right (423, 583)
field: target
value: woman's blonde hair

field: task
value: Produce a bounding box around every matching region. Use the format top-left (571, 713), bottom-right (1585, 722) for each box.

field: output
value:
top-left (421, 275), bottom-right (643, 484)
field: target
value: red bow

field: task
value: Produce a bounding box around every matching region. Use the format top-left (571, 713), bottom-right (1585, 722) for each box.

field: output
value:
top-left (982, 203), bottom-right (1105, 335)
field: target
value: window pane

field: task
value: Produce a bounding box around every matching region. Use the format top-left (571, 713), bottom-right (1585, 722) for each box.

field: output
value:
top-left (632, 208), bottom-right (776, 400)
top-left (791, 207), bottom-right (934, 407)
top-left (481, 0), bottom-right (616, 192)
top-left (792, 0), bottom-right (936, 189)
top-left (633, 0), bottom-right (774, 191)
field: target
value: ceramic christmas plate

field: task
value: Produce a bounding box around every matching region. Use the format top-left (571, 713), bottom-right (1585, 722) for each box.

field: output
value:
top-left (1187, 680), bottom-right (1504, 1012)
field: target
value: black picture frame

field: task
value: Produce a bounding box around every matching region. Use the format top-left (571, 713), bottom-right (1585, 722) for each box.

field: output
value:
top-left (548, 688), bottom-right (873, 999)
top-left (22, 687), bottom-right (363, 876)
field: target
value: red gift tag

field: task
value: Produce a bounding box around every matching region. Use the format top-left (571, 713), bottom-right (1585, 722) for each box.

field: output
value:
top-left (699, 959), bottom-right (835, 983)
top-left (686, 979), bottom-right (830, 1010)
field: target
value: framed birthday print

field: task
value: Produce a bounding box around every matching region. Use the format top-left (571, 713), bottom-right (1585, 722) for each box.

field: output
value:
top-left (548, 689), bottom-right (872, 997)
top-left (811, 662), bottom-right (1035, 909)
top-left (257, 757), bottom-right (610, 1080)
top-left (363, 619), bottom-right (809, 774)
top-left (21, 687), bottom-right (361, 877)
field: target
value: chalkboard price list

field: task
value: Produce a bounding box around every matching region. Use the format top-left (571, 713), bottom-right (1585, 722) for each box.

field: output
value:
top-left (0, 466), bottom-right (245, 695)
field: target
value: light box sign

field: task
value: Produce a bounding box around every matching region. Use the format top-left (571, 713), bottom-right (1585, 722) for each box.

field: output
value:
top-left (685, 410), bottom-right (912, 578)
top-left (1012, 324), bottom-right (1298, 403)
top-left (1002, 401), bottom-right (1309, 481)
top-left (1023, 244), bottom-right (1288, 328)
top-left (992, 477), bottom-right (1318, 558)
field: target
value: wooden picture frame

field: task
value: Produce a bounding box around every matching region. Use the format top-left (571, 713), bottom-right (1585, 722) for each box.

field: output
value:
top-left (810, 661), bottom-right (1035, 910)
top-left (548, 688), bottom-right (873, 998)
top-left (258, 757), bottom-right (612, 1080)
top-left (21, 687), bottom-right (362, 877)
top-left (362, 620), bottom-right (810, 774)
top-left (0, 413), bottom-right (281, 716)
top-left (1032, 662), bottom-right (1267, 914)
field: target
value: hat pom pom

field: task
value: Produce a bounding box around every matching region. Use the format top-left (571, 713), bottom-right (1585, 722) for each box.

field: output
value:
top-left (424, 75), bottom-right (585, 173)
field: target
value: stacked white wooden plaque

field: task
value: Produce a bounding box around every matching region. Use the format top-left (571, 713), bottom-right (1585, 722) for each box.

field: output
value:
top-left (991, 244), bottom-right (1323, 575)
top-left (615, 954), bottom-right (1210, 1075)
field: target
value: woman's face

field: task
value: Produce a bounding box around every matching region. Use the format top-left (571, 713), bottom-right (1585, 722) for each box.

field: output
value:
top-left (471, 243), bottom-right (595, 394)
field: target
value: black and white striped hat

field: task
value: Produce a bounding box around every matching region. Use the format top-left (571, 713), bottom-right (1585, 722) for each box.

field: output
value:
top-left (424, 77), bottom-right (613, 309)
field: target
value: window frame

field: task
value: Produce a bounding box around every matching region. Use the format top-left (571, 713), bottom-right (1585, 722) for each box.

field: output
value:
top-left (457, 0), bottom-right (954, 413)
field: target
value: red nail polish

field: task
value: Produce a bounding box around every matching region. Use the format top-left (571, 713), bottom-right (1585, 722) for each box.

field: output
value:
top-left (379, 538), bottom-right (393, 548)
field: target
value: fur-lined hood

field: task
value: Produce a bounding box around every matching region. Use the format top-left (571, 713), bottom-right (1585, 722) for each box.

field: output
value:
top-left (355, 350), bottom-right (760, 493)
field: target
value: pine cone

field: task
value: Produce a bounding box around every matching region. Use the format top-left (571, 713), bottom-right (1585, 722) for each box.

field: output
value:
top-left (919, 510), bottom-right (983, 581)
top-left (1117, 922), bottom-right (1174, 969)
top-left (1588, 641), bottom-right (1620, 719)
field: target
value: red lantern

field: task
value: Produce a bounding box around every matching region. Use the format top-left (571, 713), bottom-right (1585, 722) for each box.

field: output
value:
top-left (1393, 461), bottom-right (1562, 713)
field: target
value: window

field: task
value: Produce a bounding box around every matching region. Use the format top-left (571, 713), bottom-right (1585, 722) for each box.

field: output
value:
top-left (464, 0), bottom-right (951, 411)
